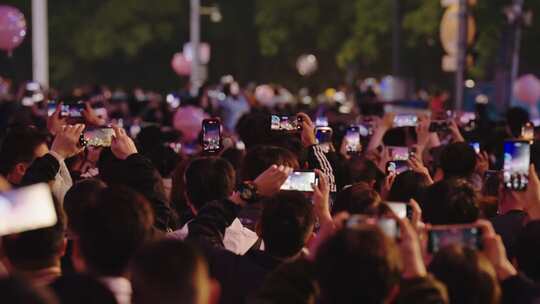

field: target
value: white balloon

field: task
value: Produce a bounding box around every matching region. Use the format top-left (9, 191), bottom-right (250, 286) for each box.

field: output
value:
top-left (255, 85), bottom-right (276, 107)
top-left (296, 54), bottom-right (318, 76)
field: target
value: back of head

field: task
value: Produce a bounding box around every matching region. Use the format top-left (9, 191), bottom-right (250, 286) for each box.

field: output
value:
top-left (348, 157), bottom-right (384, 187)
top-left (260, 191), bottom-right (315, 258)
top-left (78, 186), bottom-right (155, 276)
top-left (131, 239), bottom-right (210, 304)
top-left (50, 274), bottom-right (117, 304)
top-left (185, 157), bottom-right (235, 211)
top-left (63, 179), bottom-right (107, 236)
top-left (506, 107), bottom-right (529, 137)
top-left (0, 276), bottom-right (58, 304)
top-left (516, 220), bottom-right (540, 282)
top-left (429, 245), bottom-right (500, 304)
top-left (315, 227), bottom-right (401, 304)
top-left (242, 145), bottom-right (299, 181)
top-left (422, 178), bottom-right (479, 225)
top-left (387, 170), bottom-right (430, 202)
top-left (0, 125), bottom-right (48, 179)
top-left (2, 197), bottom-right (66, 271)
top-left (333, 182), bottom-right (381, 215)
top-left (439, 142), bottom-right (477, 178)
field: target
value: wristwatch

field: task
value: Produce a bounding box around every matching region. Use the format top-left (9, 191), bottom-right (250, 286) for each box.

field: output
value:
top-left (238, 181), bottom-right (260, 204)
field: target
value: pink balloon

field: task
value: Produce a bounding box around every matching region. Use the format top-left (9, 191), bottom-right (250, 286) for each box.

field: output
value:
top-left (171, 52), bottom-right (191, 76)
top-left (0, 5), bottom-right (27, 52)
top-left (514, 74), bottom-right (540, 105)
top-left (173, 105), bottom-right (208, 142)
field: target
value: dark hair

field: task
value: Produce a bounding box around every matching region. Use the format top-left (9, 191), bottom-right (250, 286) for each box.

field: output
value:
top-left (421, 178), bottom-right (479, 225)
top-left (260, 191), bottom-right (315, 258)
top-left (241, 145), bottom-right (299, 181)
top-left (144, 145), bottom-right (181, 178)
top-left (439, 142), bottom-right (477, 178)
top-left (387, 171), bottom-right (430, 202)
top-left (131, 239), bottom-right (208, 304)
top-left (50, 274), bottom-right (117, 304)
top-left (185, 157), bottom-right (236, 211)
top-left (78, 186), bottom-right (155, 276)
top-left (315, 227), bottom-right (401, 304)
top-left (429, 245), bottom-right (500, 304)
top-left (63, 179), bottom-right (107, 236)
top-left (347, 157), bottom-right (384, 187)
top-left (0, 126), bottom-right (48, 176)
top-left (333, 182), bottom-right (381, 215)
top-left (516, 220), bottom-right (540, 282)
top-left (0, 276), bottom-right (58, 304)
top-left (2, 197), bottom-right (66, 270)
top-left (506, 107), bottom-right (529, 137)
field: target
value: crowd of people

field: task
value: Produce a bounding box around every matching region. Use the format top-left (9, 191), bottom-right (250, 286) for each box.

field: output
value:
top-left (1, 77), bottom-right (540, 304)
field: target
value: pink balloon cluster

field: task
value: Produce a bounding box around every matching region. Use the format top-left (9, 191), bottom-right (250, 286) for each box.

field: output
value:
top-left (171, 53), bottom-right (191, 76)
top-left (0, 5), bottom-right (27, 53)
top-left (514, 74), bottom-right (540, 105)
top-left (173, 105), bottom-right (208, 142)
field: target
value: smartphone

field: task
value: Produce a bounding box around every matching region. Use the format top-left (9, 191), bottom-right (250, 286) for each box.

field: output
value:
top-left (522, 122), bottom-right (534, 140)
top-left (429, 120), bottom-right (450, 132)
top-left (202, 119), bottom-right (221, 153)
top-left (280, 170), bottom-right (318, 192)
top-left (316, 127), bottom-right (333, 151)
top-left (345, 126), bottom-right (361, 153)
top-left (427, 224), bottom-right (483, 253)
top-left (84, 128), bottom-right (115, 147)
top-left (386, 160), bottom-right (410, 175)
top-left (0, 183), bottom-right (58, 236)
top-left (469, 142), bottom-right (481, 154)
top-left (386, 202), bottom-right (413, 219)
top-left (393, 114), bottom-right (418, 128)
top-left (270, 115), bottom-right (302, 132)
top-left (388, 146), bottom-right (410, 161)
top-left (346, 215), bottom-right (399, 239)
top-left (503, 140), bottom-right (531, 191)
top-left (47, 101), bottom-right (85, 118)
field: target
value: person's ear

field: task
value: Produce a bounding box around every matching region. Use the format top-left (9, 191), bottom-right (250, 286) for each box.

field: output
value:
top-left (208, 278), bottom-right (221, 304)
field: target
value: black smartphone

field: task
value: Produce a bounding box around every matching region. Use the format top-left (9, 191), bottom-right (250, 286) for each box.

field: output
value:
top-left (386, 160), bottom-right (410, 175)
top-left (83, 128), bottom-right (115, 147)
top-left (270, 115), bottom-right (302, 132)
top-left (429, 120), bottom-right (450, 132)
top-left (280, 170), bottom-right (318, 192)
top-left (202, 118), bottom-right (222, 153)
top-left (315, 127), bottom-right (333, 151)
top-left (345, 126), bottom-right (361, 153)
top-left (346, 215), bottom-right (399, 239)
top-left (393, 114), bottom-right (418, 128)
top-left (503, 140), bottom-right (531, 191)
top-left (427, 224), bottom-right (483, 253)
top-left (47, 101), bottom-right (85, 118)
top-left (386, 201), bottom-right (413, 219)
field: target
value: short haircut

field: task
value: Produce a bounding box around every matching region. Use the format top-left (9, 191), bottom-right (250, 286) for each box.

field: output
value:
top-left (50, 274), bottom-right (116, 304)
top-left (439, 142), bottom-right (477, 179)
top-left (260, 191), bottom-right (315, 258)
top-left (387, 170), bottom-right (430, 202)
top-left (429, 245), bottom-right (500, 304)
top-left (315, 227), bottom-right (402, 304)
top-left (421, 178), bottom-right (479, 225)
top-left (241, 145), bottom-right (299, 181)
top-left (2, 197), bottom-right (66, 270)
top-left (0, 126), bottom-right (48, 176)
top-left (185, 157), bottom-right (235, 211)
top-left (516, 220), bottom-right (540, 281)
top-left (333, 182), bottom-right (381, 215)
top-left (131, 239), bottom-right (208, 304)
top-left (78, 186), bottom-right (155, 276)
top-left (63, 179), bottom-right (107, 236)
top-left (0, 276), bottom-right (58, 304)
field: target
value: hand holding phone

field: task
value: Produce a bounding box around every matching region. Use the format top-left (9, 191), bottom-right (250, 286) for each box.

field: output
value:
top-left (345, 126), bottom-right (361, 153)
top-left (202, 119), bottom-right (222, 153)
top-left (503, 140), bottom-right (530, 191)
top-left (427, 224), bottom-right (483, 253)
top-left (393, 114), bottom-right (418, 128)
top-left (84, 128), bottom-right (114, 147)
top-left (271, 115), bottom-right (302, 132)
top-left (280, 170), bottom-right (318, 192)
top-left (315, 127), bottom-right (333, 152)
top-left (386, 160), bottom-right (410, 175)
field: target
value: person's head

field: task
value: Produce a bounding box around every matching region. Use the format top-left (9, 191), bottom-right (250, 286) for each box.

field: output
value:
top-left (184, 157), bottom-right (235, 213)
top-left (315, 227), bottom-right (402, 304)
top-left (2, 197), bottom-right (66, 275)
top-left (387, 170), bottom-right (430, 202)
top-left (422, 178), bottom-right (479, 225)
top-left (76, 186), bottom-right (155, 277)
top-left (63, 179), bottom-right (107, 237)
top-left (259, 191), bottom-right (315, 258)
top-left (131, 239), bottom-right (218, 304)
top-left (439, 142), bottom-right (477, 179)
top-left (429, 245), bottom-right (500, 304)
top-left (506, 107), bottom-right (529, 137)
top-left (347, 157), bottom-right (384, 189)
top-left (50, 274), bottom-right (117, 304)
top-left (241, 145), bottom-right (299, 181)
top-left (516, 220), bottom-right (540, 282)
top-left (0, 276), bottom-right (58, 304)
top-left (333, 182), bottom-right (381, 215)
top-left (0, 126), bottom-right (49, 185)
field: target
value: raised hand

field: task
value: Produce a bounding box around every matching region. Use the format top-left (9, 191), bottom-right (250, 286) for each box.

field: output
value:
top-left (312, 169), bottom-right (331, 224)
top-left (297, 112), bottom-right (317, 147)
top-left (51, 124), bottom-right (85, 159)
top-left (253, 164), bottom-right (292, 197)
top-left (47, 102), bottom-right (67, 136)
top-left (111, 125), bottom-right (138, 160)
